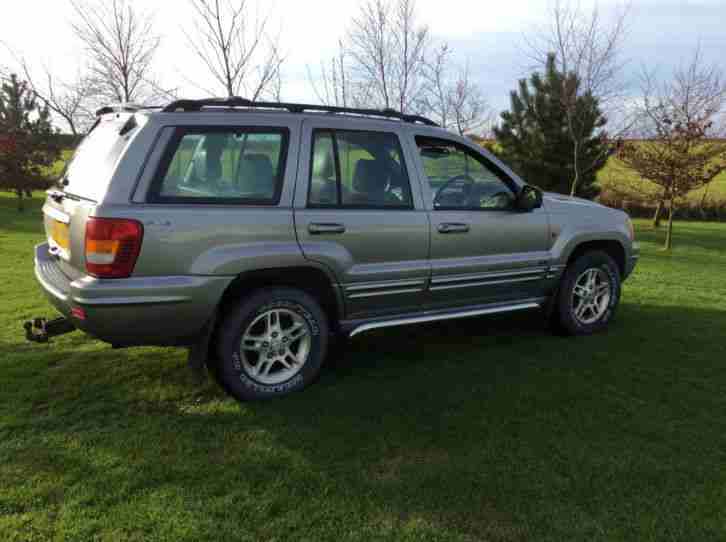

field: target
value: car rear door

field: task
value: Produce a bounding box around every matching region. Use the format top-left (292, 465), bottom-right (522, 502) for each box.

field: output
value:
top-left (293, 118), bottom-right (430, 320)
top-left (410, 133), bottom-right (551, 308)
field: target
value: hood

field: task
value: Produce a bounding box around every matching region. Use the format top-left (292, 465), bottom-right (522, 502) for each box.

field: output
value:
top-left (542, 191), bottom-right (603, 208)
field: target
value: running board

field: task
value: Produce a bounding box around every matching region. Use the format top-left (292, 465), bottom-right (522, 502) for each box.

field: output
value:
top-left (348, 302), bottom-right (542, 338)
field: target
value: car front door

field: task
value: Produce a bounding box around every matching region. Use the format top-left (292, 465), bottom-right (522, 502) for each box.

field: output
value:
top-left (294, 119), bottom-right (430, 319)
top-left (411, 134), bottom-right (550, 309)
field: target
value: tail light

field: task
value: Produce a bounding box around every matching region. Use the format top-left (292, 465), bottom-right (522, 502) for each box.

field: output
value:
top-left (85, 217), bottom-right (143, 278)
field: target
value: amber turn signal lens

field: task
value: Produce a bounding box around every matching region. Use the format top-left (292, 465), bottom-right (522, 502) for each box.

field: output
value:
top-left (85, 218), bottom-right (143, 278)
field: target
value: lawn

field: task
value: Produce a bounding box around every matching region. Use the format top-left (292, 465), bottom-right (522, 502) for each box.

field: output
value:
top-left (1, 193), bottom-right (726, 541)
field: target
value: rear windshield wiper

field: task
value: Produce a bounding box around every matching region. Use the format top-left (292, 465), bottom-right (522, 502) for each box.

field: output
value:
top-left (48, 189), bottom-right (65, 203)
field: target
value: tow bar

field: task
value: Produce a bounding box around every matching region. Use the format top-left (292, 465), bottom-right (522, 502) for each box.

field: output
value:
top-left (23, 317), bottom-right (75, 343)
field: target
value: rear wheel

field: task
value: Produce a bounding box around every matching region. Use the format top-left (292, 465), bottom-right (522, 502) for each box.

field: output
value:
top-left (214, 288), bottom-right (328, 401)
top-left (552, 251), bottom-right (621, 336)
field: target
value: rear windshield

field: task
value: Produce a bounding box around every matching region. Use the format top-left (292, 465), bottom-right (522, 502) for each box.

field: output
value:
top-left (62, 114), bottom-right (138, 201)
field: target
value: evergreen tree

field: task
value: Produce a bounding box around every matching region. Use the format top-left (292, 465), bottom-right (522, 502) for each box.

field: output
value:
top-left (494, 54), bottom-right (609, 199)
top-left (0, 74), bottom-right (60, 211)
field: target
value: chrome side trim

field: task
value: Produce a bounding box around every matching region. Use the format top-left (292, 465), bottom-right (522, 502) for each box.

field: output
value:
top-left (345, 279), bottom-right (425, 291)
top-left (429, 276), bottom-right (540, 291)
top-left (430, 267), bottom-right (547, 285)
top-left (42, 204), bottom-right (70, 224)
top-left (348, 287), bottom-right (424, 299)
top-left (349, 302), bottom-right (542, 337)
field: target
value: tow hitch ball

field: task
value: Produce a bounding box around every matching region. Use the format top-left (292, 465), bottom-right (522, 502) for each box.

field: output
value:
top-left (23, 317), bottom-right (75, 343)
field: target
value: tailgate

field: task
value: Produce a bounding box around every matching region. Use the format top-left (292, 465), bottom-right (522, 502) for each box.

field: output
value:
top-left (42, 111), bottom-right (141, 279)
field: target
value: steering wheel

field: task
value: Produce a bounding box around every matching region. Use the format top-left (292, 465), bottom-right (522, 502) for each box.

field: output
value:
top-left (481, 190), bottom-right (513, 209)
top-left (434, 174), bottom-right (475, 207)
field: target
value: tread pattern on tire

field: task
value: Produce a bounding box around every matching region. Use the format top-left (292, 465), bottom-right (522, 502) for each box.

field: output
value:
top-left (213, 288), bottom-right (329, 401)
top-left (553, 250), bottom-right (621, 336)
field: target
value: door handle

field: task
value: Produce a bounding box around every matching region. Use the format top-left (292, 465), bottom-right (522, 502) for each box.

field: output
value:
top-left (437, 223), bottom-right (470, 234)
top-left (308, 223), bottom-right (346, 235)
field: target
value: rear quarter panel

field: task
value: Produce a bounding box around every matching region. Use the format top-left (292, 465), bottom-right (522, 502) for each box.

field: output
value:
top-left (102, 113), bottom-right (312, 278)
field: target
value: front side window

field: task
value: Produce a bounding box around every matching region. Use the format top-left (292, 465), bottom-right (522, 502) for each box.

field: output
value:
top-left (308, 130), bottom-right (413, 209)
top-left (153, 128), bottom-right (288, 203)
top-left (416, 136), bottom-right (515, 210)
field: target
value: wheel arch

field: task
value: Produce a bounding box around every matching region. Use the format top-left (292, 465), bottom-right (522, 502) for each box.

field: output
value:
top-left (216, 265), bottom-right (344, 330)
top-left (565, 239), bottom-right (626, 277)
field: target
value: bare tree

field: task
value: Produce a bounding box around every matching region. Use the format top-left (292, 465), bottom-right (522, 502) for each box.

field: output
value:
top-left (421, 45), bottom-right (491, 135)
top-left (347, 0), bottom-right (429, 113)
top-left (618, 47), bottom-right (726, 250)
top-left (449, 62), bottom-right (492, 136)
top-left (185, 0), bottom-right (283, 99)
top-left (421, 43), bottom-right (453, 127)
top-left (308, 41), bottom-right (352, 108)
top-left (20, 61), bottom-right (95, 135)
top-left (524, 0), bottom-right (631, 195)
top-left (71, 0), bottom-right (163, 105)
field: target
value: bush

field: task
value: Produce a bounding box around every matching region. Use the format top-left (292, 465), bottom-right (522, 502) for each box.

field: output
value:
top-left (597, 189), bottom-right (726, 222)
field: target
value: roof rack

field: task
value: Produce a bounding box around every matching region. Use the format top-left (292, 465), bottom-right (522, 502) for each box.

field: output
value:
top-left (161, 97), bottom-right (439, 127)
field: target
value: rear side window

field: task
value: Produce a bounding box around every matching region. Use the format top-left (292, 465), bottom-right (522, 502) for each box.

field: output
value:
top-left (308, 130), bottom-right (412, 209)
top-left (151, 127), bottom-right (288, 204)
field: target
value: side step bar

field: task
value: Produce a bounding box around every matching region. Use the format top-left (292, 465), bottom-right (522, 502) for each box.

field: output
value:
top-left (23, 317), bottom-right (75, 343)
top-left (348, 302), bottom-right (542, 338)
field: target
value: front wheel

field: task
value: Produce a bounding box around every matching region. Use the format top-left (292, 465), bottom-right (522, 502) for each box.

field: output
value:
top-left (552, 251), bottom-right (621, 336)
top-left (214, 288), bottom-right (329, 401)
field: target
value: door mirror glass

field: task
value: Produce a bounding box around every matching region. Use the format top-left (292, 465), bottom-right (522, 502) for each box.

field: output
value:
top-left (515, 185), bottom-right (543, 212)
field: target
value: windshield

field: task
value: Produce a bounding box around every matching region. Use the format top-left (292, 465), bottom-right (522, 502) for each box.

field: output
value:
top-left (62, 114), bottom-right (138, 201)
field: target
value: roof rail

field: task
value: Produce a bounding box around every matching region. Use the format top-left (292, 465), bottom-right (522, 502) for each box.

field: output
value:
top-left (95, 103), bottom-right (163, 116)
top-left (161, 97), bottom-right (439, 127)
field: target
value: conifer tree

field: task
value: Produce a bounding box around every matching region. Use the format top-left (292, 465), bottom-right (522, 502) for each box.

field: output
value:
top-left (494, 54), bottom-right (610, 199)
top-left (0, 74), bottom-right (60, 211)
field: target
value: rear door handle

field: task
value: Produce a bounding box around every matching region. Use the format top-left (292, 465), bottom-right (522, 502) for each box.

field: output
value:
top-left (308, 223), bottom-right (346, 235)
top-left (437, 223), bottom-right (470, 234)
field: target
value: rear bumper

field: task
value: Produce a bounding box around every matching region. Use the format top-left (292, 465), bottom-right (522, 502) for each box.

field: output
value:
top-left (34, 243), bottom-right (231, 346)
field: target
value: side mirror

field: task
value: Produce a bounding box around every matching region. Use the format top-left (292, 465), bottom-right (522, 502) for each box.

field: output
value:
top-left (515, 185), bottom-right (543, 212)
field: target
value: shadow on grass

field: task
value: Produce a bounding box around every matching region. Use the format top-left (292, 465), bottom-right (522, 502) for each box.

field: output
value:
top-left (3, 302), bottom-right (726, 539)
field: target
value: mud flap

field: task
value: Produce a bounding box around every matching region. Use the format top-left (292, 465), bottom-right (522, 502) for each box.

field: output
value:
top-left (187, 313), bottom-right (217, 383)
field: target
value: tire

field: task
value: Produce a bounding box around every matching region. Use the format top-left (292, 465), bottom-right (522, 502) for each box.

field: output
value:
top-left (214, 288), bottom-right (329, 401)
top-left (552, 250), bottom-right (621, 336)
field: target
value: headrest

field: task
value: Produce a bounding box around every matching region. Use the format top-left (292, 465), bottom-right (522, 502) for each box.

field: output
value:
top-left (353, 159), bottom-right (386, 194)
top-left (238, 153), bottom-right (274, 196)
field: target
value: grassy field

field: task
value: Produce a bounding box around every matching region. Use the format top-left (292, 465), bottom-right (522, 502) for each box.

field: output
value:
top-left (478, 139), bottom-right (726, 205)
top-left (1, 194), bottom-right (726, 541)
top-left (597, 156), bottom-right (726, 206)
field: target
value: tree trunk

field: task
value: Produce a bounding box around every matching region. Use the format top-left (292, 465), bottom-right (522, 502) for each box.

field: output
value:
top-left (652, 199), bottom-right (663, 228)
top-left (699, 183), bottom-right (711, 219)
top-left (16, 189), bottom-right (24, 212)
top-left (664, 200), bottom-right (675, 251)
top-left (569, 139), bottom-right (581, 197)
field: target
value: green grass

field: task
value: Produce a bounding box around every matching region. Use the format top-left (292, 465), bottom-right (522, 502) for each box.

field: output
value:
top-left (2, 194), bottom-right (726, 541)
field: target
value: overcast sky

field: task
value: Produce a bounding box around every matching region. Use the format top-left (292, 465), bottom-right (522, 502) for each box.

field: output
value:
top-left (2, 0), bottom-right (725, 120)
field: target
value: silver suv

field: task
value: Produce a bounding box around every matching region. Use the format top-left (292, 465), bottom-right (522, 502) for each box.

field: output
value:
top-left (29, 97), bottom-right (639, 400)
